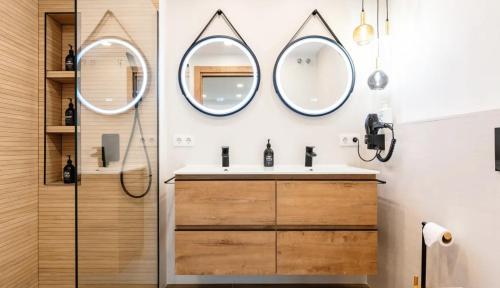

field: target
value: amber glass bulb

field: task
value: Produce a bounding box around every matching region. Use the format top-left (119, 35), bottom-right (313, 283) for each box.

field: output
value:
top-left (353, 11), bottom-right (375, 45)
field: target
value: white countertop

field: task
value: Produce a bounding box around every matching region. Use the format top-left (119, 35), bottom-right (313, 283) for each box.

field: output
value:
top-left (174, 165), bottom-right (379, 175)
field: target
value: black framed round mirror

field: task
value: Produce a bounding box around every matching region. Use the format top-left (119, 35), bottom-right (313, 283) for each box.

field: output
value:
top-left (178, 35), bottom-right (261, 117)
top-left (273, 35), bottom-right (355, 117)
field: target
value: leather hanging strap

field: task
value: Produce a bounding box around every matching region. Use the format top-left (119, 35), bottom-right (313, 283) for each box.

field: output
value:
top-left (191, 9), bottom-right (248, 47)
top-left (288, 9), bottom-right (344, 47)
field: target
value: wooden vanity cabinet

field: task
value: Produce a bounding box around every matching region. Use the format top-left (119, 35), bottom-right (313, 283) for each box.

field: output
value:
top-left (276, 181), bottom-right (377, 226)
top-left (277, 231), bottom-right (377, 275)
top-left (175, 180), bottom-right (276, 226)
top-left (175, 176), bottom-right (378, 276)
top-left (176, 231), bottom-right (276, 275)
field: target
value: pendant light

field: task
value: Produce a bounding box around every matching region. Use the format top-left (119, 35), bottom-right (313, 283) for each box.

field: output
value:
top-left (368, 0), bottom-right (389, 90)
top-left (353, 0), bottom-right (375, 45)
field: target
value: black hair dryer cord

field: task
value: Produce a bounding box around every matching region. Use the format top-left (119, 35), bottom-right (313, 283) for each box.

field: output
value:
top-left (120, 107), bottom-right (153, 199)
top-left (377, 138), bottom-right (396, 162)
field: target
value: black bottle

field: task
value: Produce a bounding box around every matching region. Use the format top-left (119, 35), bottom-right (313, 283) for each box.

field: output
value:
top-left (63, 155), bottom-right (76, 184)
top-left (264, 139), bottom-right (274, 167)
top-left (65, 99), bottom-right (75, 126)
top-left (65, 44), bottom-right (75, 71)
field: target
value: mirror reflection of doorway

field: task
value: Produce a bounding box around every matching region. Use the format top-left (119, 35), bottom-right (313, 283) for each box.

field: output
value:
top-left (194, 66), bottom-right (253, 108)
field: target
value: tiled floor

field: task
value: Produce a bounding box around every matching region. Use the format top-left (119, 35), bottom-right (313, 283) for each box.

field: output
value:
top-left (167, 285), bottom-right (369, 288)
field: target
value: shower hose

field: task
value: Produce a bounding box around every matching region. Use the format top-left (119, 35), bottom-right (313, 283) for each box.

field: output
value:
top-left (120, 105), bottom-right (153, 199)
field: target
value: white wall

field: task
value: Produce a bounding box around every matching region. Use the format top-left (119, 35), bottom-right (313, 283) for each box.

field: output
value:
top-left (159, 0), bottom-right (381, 285)
top-left (159, 0), bottom-right (500, 287)
top-left (367, 0), bottom-right (500, 287)
top-left (390, 0), bottom-right (500, 123)
top-left (367, 110), bottom-right (500, 288)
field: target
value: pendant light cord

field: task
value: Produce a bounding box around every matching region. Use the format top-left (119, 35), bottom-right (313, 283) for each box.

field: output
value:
top-left (376, 0), bottom-right (381, 68)
top-left (386, 0), bottom-right (389, 21)
top-left (362, 0), bottom-right (365, 12)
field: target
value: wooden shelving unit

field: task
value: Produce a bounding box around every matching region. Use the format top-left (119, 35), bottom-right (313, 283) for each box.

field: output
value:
top-left (46, 70), bottom-right (76, 83)
top-left (44, 12), bottom-right (77, 186)
top-left (46, 125), bottom-right (79, 134)
top-left (46, 180), bottom-right (74, 187)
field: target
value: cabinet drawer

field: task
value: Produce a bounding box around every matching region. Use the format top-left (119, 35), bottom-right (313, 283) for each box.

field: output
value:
top-left (277, 231), bottom-right (377, 275)
top-left (176, 181), bottom-right (275, 226)
top-left (176, 231), bottom-right (276, 275)
top-left (277, 181), bottom-right (377, 226)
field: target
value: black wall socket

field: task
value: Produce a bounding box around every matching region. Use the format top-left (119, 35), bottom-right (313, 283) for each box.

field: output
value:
top-left (496, 128), bottom-right (500, 171)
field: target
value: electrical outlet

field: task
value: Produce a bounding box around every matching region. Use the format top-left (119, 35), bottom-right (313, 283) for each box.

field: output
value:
top-left (173, 134), bottom-right (195, 147)
top-left (339, 133), bottom-right (360, 147)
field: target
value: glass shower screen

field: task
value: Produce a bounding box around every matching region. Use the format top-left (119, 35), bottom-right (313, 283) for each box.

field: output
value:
top-left (76, 1), bottom-right (158, 287)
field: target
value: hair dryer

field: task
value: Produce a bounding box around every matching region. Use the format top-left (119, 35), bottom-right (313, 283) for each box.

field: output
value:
top-left (356, 114), bottom-right (396, 162)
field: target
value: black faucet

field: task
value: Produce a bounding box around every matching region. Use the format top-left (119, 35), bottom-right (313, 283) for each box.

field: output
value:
top-left (305, 146), bottom-right (317, 167)
top-left (222, 146), bottom-right (229, 168)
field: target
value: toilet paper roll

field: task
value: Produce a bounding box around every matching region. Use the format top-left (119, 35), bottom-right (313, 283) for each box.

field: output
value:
top-left (423, 222), bottom-right (454, 247)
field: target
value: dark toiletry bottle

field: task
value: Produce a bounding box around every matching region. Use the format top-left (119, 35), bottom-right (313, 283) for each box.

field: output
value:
top-left (65, 99), bottom-right (75, 126)
top-left (264, 139), bottom-right (274, 167)
top-left (65, 44), bottom-right (75, 71)
top-left (63, 155), bottom-right (76, 184)
top-left (222, 146), bottom-right (229, 168)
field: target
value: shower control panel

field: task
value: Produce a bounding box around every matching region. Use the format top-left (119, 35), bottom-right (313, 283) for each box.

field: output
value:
top-left (102, 134), bottom-right (120, 167)
top-left (496, 128), bottom-right (499, 171)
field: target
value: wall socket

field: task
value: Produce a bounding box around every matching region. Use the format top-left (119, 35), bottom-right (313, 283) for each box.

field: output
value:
top-left (339, 133), bottom-right (360, 147)
top-left (173, 134), bottom-right (195, 147)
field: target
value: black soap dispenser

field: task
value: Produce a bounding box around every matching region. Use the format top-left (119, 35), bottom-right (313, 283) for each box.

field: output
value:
top-left (263, 139), bottom-right (274, 167)
top-left (63, 155), bottom-right (76, 184)
top-left (65, 44), bottom-right (75, 71)
top-left (65, 99), bottom-right (75, 126)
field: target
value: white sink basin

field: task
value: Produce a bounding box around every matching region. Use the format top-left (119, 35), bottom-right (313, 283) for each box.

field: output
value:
top-left (175, 165), bottom-right (379, 175)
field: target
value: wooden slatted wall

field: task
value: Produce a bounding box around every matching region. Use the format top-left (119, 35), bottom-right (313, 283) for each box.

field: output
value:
top-left (0, 0), bottom-right (39, 287)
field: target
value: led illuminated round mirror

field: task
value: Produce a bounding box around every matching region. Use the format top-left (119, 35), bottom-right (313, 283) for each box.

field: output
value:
top-left (77, 38), bottom-right (149, 115)
top-left (178, 35), bottom-right (260, 116)
top-left (273, 35), bottom-right (355, 117)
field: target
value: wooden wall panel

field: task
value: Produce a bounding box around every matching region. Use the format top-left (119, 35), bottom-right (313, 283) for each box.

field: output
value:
top-left (76, 0), bottom-right (158, 286)
top-left (78, 170), bottom-right (156, 284)
top-left (38, 1), bottom-right (76, 288)
top-left (0, 0), bottom-right (39, 287)
top-left (38, 185), bottom-right (75, 288)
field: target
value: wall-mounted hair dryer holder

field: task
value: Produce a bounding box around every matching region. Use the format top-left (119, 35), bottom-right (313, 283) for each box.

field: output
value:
top-left (355, 113), bottom-right (396, 163)
top-left (365, 133), bottom-right (385, 151)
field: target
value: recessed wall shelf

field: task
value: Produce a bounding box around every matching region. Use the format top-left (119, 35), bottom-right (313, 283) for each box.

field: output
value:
top-left (43, 12), bottom-right (77, 185)
top-left (46, 71), bottom-right (76, 83)
top-left (46, 125), bottom-right (79, 134)
top-left (46, 180), bottom-right (77, 186)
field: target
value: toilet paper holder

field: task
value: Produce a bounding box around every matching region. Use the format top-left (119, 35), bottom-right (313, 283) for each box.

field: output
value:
top-left (421, 222), bottom-right (454, 288)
